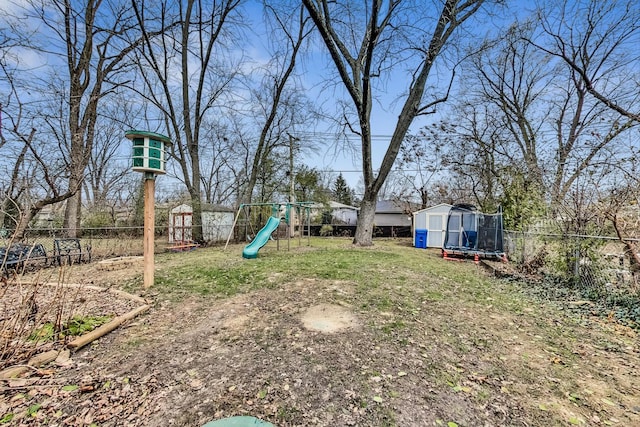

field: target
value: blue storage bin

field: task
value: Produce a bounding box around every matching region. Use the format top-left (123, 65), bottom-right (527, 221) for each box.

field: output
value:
top-left (415, 230), bottom-right (427, 248)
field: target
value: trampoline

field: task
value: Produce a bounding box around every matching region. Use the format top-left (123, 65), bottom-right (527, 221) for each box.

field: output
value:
top-left (442, 204), bottom-right (506, 261)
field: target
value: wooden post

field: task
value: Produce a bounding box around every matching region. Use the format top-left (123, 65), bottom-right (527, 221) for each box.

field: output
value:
top-left (288, 134), bottom-right (298, 238)
top-left (126, 130), bottom-right (171, 289)
top-left (143, 173), bottom-right (155, 289)
top-left (224, 205), bottom-right (243, 250)
top-left (297, 205), bottom-right (301, 247)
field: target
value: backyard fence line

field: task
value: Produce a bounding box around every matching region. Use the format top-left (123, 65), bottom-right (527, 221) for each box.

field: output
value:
top-left (505, 229), bottom-right (640, 242)
top-left (503, 229), bottom-right (638, 306)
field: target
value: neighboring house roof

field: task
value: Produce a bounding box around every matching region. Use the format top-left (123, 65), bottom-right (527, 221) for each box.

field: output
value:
top-left (375, 200), bottom-right (420, 214)
top-left (308, 201), bottom-right (359, 210)
top-left (328, 201), bottom-right (359, 210)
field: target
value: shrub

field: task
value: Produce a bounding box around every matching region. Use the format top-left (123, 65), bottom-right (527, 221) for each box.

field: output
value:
top-left (319, 225), bottom-right (333, 237)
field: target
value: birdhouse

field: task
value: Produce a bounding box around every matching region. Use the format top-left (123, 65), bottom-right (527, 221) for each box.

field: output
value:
top-left (125, 130), bottom-right (172, 174)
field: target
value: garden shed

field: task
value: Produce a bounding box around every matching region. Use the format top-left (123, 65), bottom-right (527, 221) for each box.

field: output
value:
top-left (412, 203), bottom-right (453, 248)
top-left (169, 203), bottom-right (235, 243)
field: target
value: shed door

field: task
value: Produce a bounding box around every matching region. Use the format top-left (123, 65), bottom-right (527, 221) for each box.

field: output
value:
top-left (427, 214), bottom-right (445, 247)
top-left (172, 212), bottom-right (193, 242)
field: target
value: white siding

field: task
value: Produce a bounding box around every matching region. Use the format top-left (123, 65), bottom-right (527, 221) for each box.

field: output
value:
top-left (169, 204), bottom-right (234, 243)
top-left (412, 204), bottom-right (452, 248)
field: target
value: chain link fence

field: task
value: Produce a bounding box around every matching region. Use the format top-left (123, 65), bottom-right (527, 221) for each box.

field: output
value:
top-left (505, 230), bottom-right (636, 287)
top-left (504, 228), bottom-right (640, 327)
top-left (0, 226), bottom-right (172, 277)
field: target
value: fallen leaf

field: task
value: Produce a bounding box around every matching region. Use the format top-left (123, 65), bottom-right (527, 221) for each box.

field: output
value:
top-left (80, 384), bottom-right (95, 393)
top-left (27, 403), bottom-right (41, 417)
top-left (55, 350), bottom-right (73, 367)
top-left (601, 398), bottom-right (616, 407)
top-left (8, 379), bottom-right (28, 388)
top-left (372, 396), bottom-right (383, 403)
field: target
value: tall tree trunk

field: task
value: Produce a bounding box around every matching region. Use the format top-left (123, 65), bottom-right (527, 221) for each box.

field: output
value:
top-left (189, 182), bottom-right (204, 242)
top-left (63, 172), bottom-right (83, 237)
top-left (353, 196), bottom-right (376, 245)
top-left (303, 0), bottom-right (484, 246)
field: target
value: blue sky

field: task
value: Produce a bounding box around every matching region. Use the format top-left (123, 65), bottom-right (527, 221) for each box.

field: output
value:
top-left (0, 0), bottom-right (540, 201)
top-left (284, 0), bottom-right (541, 192)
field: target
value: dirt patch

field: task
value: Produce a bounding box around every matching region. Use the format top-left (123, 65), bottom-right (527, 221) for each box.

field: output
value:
top-left (300, 303), bottom-right (359, 333)
top-left (1, 256), bottom-right (639, 427)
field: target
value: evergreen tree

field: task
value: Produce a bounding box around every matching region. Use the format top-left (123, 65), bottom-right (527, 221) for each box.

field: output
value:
top-left (333, 173), bottom-right (353, 206)
top-left (295, 166), bottom-right (321, 202)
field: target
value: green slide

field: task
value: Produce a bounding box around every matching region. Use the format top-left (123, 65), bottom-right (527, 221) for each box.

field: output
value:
top-left (242, 216), bottom-right (281, 259)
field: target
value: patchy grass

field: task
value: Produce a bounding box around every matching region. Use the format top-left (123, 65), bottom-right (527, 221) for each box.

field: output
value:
top-left (119, 238), bottom-right (637, 425)
top-left (5, 238), bottom-right (639, 426)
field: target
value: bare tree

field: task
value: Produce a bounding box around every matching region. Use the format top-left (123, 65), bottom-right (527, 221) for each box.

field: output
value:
top-left (131, 0), bottom-right (243, 242)
top-left (449, 16), bottom-right (638, 228)
top-left (242, 3), bottom-right (314, 205)
top-left (531, 0), bottom-right (640, 123)
top-left (394, 130), bottom-right (449, 209)
top-left (302, 0), bottom-right (487, 245)
top-left (446, 26), bottom-right (551, 224)
top-left (0, 56), bottom-right (76, 239)
top-left (18, 0), bottom-right (152, 237)
top-left (83, 102), bottom-right (142, 222)
top-left (199, 119), bottom-right (241, 205)
top-left (548, 79), bottom-right (635, 207)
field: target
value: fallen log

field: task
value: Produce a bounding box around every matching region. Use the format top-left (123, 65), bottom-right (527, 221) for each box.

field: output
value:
top-left (67, 304), bottom-right (150, 351)
top-left (0, 349), bottom-right (59, 379)
top-left (96, 256), bottom-right (144, 271)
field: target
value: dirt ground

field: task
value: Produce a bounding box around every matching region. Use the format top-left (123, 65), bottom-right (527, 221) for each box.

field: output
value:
top-left (1, 255), bottom-right (639, 427)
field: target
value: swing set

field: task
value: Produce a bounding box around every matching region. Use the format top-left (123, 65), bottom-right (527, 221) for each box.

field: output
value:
top-left (223, 202), bottom-right (313, 257)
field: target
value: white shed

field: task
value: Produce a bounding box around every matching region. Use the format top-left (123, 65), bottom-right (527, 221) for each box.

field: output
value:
top-left (169, 203), bottom-right (235, 243)
top-left (412, 203), bottom-right (453, 248)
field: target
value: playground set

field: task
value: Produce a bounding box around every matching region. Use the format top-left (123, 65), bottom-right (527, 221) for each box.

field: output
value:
top-left (224, 202), bottom-right (313, 259)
